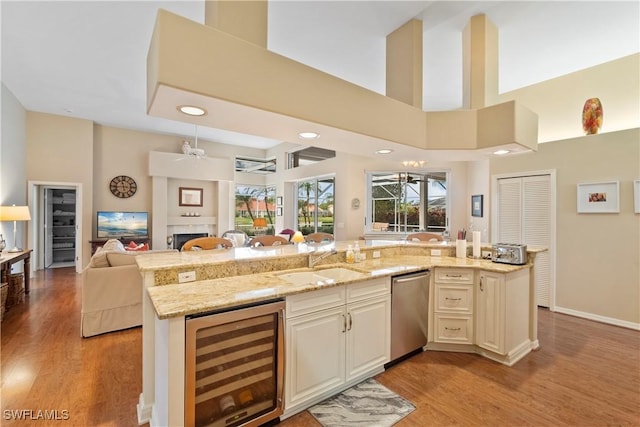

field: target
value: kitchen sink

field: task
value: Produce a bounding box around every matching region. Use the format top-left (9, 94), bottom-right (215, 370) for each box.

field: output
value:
top-left (277, 271), bottom-right (334, 285)
top-left (312, 267), bottom-right (365, 281)
top-left (277, 267), bottom-right (366, 285)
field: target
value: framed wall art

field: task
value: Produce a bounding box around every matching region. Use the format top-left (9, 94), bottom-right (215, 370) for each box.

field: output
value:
top-left (471, 194), bottom-right (483, 217)
top-left (577, 181), bottom-right (619, 213)
top-left (179, 187), bottom-right (203, 207)
top-left (276, 207), bottom-right (283, 217)
top-left (276, 196), bottom-right (283, 206)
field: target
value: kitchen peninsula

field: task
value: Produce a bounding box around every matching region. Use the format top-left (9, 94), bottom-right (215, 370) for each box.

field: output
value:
top-left (135, 240), bottom-right (545, 426)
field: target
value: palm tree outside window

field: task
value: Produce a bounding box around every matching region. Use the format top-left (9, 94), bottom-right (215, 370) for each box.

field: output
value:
top-left (368, 171), bottom-right (448, 234)
top-left (235, 184), bottom-right (276, 236)
top-left (295, 176), bottom-right (335, 235)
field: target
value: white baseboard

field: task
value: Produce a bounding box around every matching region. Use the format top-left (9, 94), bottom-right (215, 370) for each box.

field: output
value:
top-left (137, 393), bottom-right (152, 425)
top-left (554, 306), bottom-right (640, 331)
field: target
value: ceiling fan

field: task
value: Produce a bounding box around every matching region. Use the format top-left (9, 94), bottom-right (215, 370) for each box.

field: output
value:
top-left (396, 174), bottom-right (425, 184)
top-left (180, 125), bottom-right (206, 159)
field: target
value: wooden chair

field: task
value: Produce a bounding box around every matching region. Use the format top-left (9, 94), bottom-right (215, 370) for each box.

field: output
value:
top-left (305, 232), bottom-right (335, 243)
top-left (181, 236), bottom-right (233, 251)
top-left (372, 222), bottom-right (389, 231)
top-left (406, 232), bottom-right (443, 242)
top-left (248, 235), bottom-right (289, 247)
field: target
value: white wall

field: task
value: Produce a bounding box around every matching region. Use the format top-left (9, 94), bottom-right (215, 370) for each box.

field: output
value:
top-left (0, 84), bottom-right (27, 263)
top-left (499, 54), bottom-right (640, 143)
top-left (466, 159), bottom-right (490, 242)
top-left (491, 129), bottom-right (639, 326)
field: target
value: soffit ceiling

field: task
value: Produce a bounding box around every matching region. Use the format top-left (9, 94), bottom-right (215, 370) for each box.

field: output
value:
top-left (2, 1), bottom-right (638, 152)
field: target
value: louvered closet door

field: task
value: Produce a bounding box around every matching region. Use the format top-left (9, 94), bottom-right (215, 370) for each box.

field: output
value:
top-left (497, 178), bottom-right (522, 244)
top-left (497, 175), bottom-right (552, 307)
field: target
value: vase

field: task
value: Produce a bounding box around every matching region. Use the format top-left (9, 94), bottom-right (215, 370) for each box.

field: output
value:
top-left (582, 98), bottom-right (603, 135)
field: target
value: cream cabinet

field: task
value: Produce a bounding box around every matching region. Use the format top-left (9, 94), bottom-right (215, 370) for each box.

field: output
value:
top-left (433, 268), bottom-right (474, 344)
top-left (284, 278), bottom-right (390, 417)
top-left (476, 269), bottom-right (531, 365)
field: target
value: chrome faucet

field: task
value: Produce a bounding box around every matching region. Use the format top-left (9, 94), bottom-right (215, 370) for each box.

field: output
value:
top-left (308, 249), bottom-right (338, 268)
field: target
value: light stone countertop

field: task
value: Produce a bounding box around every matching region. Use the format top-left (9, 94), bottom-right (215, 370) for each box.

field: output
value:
top-left (146, 252), bottom-right (533, 320)
top-left (135, 239), bottom-right (547, 272)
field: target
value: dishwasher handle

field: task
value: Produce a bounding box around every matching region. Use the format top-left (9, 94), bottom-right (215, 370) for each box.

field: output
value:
top-left (392, 272), bottom-right (429, 284)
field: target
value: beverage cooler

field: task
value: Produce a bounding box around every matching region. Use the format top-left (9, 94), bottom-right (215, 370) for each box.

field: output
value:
top-left (185, 300), bottom-right (285, 427)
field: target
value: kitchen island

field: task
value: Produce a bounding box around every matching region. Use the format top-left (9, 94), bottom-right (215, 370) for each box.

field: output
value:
top-left (135, 240), bottom-right (545, 426)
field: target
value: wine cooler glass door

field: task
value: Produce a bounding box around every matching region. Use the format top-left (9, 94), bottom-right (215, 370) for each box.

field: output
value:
top-left (185, 300), bottom-right (285, 427)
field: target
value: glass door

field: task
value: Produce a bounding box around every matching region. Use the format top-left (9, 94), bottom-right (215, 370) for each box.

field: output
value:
top-left (185, 301), bottom-right (285, 427)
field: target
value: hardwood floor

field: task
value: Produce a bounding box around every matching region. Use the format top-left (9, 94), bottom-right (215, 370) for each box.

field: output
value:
top-left (2, 267), bottom-right (639, 426)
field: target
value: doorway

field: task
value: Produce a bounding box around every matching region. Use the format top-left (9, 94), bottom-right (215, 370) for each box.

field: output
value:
top-left (28, 181), bottom-right (83, 274)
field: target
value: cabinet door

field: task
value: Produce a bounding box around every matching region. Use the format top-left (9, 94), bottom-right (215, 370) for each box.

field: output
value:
top-left (285, 306), bottom-right (346, 411)
top-left (345, 295), bottom-right (390, 381)
top-left (476, 272), bottom-right (505, 354)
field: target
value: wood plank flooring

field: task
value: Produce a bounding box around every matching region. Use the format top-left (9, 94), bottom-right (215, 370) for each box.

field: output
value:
top-left (1, 267), bottom-right (639, 426)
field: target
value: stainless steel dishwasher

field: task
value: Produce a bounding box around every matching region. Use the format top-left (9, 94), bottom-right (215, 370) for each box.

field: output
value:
top-left (389, 270), bottom-right (430, 363)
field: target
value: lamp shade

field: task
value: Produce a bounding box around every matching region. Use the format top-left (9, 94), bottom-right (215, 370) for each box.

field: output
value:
top-left (0, 205), bottom-right (31, 222)
top-left (253, 217), bottom-right (268, 228)
top-left (291, 231), bottom-right (305, 243)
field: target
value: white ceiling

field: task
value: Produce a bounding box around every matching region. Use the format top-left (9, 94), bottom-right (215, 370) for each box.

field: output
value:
top-left (2, 1), bottom-right (638, 151)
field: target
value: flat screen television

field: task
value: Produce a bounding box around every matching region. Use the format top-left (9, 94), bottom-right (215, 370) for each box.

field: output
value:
top-left (97, 211), bottom-right (149, 239)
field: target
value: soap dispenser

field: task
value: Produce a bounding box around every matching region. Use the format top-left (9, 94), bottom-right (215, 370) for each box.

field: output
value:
top-left (346, 245), bottom-right (355, 264)
top-left (353, 241), bottom-right (361, 263)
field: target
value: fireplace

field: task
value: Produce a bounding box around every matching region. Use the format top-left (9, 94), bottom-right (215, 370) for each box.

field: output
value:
top-left (173, 233), bottom-right (208, 251)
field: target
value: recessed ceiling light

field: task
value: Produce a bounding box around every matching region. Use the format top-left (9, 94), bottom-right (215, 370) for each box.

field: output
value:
top-left (376, 149), bottom-right (393, 154)
top-left (178, 105), bottom-right (207, 116)
top-left (493, 149), bottom-right (510, 155)
top-left (298, 132), bottom-right (320, 139)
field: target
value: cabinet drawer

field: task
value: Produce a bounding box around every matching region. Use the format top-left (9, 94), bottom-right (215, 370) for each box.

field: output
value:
top-left (435, 284), bottom-right (473, 313)
top-left (346, 277), bottom-right (390, 303)
top-left (435, 268), bottom-right (474, 284)
top-left (434, 314), bottom-right (473, 344)
top-left (286, 286), bottom-right (346, 319)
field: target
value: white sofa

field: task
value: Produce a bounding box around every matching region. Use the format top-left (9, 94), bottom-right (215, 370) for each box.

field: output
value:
top-left (81, 240), bottom-right (176, 337)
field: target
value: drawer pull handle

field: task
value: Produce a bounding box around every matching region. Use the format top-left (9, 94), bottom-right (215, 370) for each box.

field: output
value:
top-left (445, 297), bottom-right (462, 301)
top-left (445, 327), bottom-right (461, 331)
top-left (446, 274), bottom-right (463, 278)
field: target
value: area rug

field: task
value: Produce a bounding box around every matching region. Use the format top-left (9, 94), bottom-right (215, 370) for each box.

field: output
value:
top-left (307, 378), bottom-right (415, 427)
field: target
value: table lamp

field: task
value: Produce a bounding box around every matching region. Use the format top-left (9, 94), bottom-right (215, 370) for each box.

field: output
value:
top-left (0, 205), bottom-right (31, 253)
top-left (291, 231), bottom-right (305, 244)
top-left (253, 217), bottom-right (268, 235)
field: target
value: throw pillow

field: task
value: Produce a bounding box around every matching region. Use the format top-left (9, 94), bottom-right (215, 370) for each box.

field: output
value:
top-left (102, 239), bottom-right (125, 252)
top-left (88, 247), bottom-right (110, 268)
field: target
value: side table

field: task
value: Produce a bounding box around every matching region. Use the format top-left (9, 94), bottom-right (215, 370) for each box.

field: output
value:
top-left (0, 249), bottom-right (33, 294)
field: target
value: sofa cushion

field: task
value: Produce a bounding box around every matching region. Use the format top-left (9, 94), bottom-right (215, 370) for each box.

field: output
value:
top-left (106, 252), bottom-right (139, 267)
top-left (88, 247), bottom-right (110, 268)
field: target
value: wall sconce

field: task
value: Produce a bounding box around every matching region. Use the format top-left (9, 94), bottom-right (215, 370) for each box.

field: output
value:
top-left (291, 231), bottom-right (305, 244)
top-left (0, 205), bottom-right (32, 253)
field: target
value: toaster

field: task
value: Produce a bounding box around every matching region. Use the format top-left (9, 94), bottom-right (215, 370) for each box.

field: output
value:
top-left (491, 243), bottom-right (527, 265)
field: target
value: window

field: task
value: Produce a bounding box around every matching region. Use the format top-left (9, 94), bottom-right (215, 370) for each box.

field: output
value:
top-left (368, 171), bottom-right (448, 233)
top-left (295, 177), bottom-right (335, 235)
top-left (235, 156), bottom-right (276, 174)
top-left (287, 147), bottom-right (335, 169)
top-left (235, 185), bottom-right (276, 235)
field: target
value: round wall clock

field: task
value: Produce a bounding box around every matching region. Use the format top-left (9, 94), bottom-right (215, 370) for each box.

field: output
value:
top-left (109, 175), bottom-right (137, 198)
